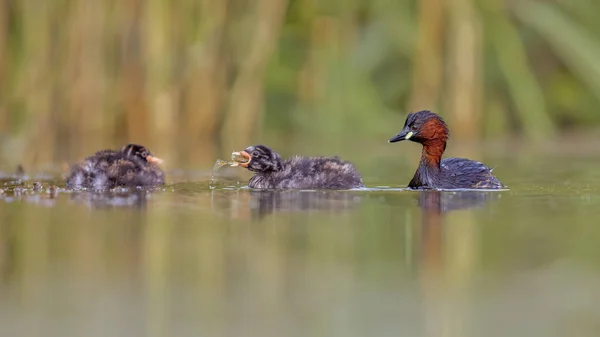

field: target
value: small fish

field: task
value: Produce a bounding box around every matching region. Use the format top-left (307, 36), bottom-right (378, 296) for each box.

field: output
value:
top-left (231, 151), bottom-right (250, 165)
top-left (212, 159), bottom-right (236, 172)
top-left (211, 156), bottom-right (243, 188)
top-left (212, 151), bottom-right (251, 172)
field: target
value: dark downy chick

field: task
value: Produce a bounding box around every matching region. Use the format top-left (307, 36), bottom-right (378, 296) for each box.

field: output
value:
top-left (232, 145), bottom-right (364, 189)
top-left (66, 144), bottom-right (165, 189)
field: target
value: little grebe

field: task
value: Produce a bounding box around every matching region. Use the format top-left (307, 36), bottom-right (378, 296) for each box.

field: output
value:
top-left (66, 144), bottom-right (165, 189)
top-left (232, 145), bottom-right (364, 189)
top-left (389, 110), bottom-right (505, 189)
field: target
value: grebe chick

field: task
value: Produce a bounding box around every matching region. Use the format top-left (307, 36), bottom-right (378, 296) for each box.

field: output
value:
top-left (66, 144), bottom-right (165, 189)
top-left (388, 110), bottom-right (505, 190)
top-left (232, 145), bottom-right (364, 189)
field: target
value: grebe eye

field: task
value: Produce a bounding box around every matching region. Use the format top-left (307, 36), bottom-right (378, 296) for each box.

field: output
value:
top-left (252, 151), bottom-right (260, 157)
top-left (140, 151), bottom-right (148, 157)
top-left (411, 125), bottom-right (418, 131)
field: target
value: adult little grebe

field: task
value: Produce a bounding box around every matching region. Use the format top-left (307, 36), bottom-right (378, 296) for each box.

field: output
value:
top-left (66, 144), bottom-right (165, 189)
top-left (232, 145), bottom-right (364, 189)
top-left (389, 110), bottom-right (505, 189)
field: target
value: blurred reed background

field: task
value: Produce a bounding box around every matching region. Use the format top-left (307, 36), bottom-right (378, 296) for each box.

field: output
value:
top-left (1, 0), bottom-right (600, 171)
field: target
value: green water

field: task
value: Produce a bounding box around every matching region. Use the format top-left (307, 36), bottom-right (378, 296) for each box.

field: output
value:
top-left (1, 145), bottom-right (600, 337)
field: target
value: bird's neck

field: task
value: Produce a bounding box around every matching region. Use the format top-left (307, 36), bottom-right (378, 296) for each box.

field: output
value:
top-left (409, 140), bottom-right (446, 188)
top-left (420, 139), bottom-right (446, 170)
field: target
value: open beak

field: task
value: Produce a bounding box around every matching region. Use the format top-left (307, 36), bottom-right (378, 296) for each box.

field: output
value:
top-left (146, 156), bottom-right (164, 165)
top-left (388, 129), bottom-right (413, 143)
top-left (231, 150), bottom-right (251, 167)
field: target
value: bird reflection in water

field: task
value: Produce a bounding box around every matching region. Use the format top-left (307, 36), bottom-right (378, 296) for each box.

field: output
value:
top-left (418, 189), bottom-right (500, 213)
top-left (68, 189), bottom-right (153, 209)
top-left (210, 189), bottom-right (363, 220)
top-left (417, 190), bottom-right (501, 337)
top-left (417, 190), bottom-right (500, 284)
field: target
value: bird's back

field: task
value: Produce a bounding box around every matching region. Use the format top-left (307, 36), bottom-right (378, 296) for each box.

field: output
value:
top-left (438, 157), bottom-right (504, 189)
top-left (251, 156), bottom-right (364, 189)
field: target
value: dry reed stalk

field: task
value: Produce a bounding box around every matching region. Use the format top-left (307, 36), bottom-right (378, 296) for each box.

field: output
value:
top-left (298, 16), bottom-right (335, 105)
top-left (67, 0), bottom-right (109, 156)
top-left (408, 0), bottom-right (445, 112)
top-left (145, 0), bottom-right (175, 158)
top-left (0, 0), bottom-right (7, 131)
top-left (121, 0), bottom-right (151, 146)
top-left (18, 0), bottom-right (55, 167)
top-left (220, 0), bottom-right (289, 150)
top-left (180, 0), bottom-right (229, 167)
top-left (445, 0), bottom-right (482, 141)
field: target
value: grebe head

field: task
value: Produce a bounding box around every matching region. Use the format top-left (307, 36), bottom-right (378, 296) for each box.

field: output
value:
top-left (388, 110), bottom-right (449, 145)
top-left (120, 144), bottom-right (164, 164)
top-left (232, 145), bottom-right (283, 173)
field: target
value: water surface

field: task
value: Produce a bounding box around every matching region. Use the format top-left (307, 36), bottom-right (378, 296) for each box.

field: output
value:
top-left (1, 146), bottom-right (600, 337)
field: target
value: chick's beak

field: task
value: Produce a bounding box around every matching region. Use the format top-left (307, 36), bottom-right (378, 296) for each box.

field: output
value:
top-left (146, 156), bottom-right (164, 165)
top-left (231, 151), bottom-right (251, 167)
top-left (388, 129), bottom-right (413, 143)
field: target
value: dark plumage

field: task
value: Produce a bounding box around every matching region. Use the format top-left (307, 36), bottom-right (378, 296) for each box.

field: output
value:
top-left (232, 145), bottom-right (364, 189)
top-left (66, 144), bottom-right (165, 189)
top-left (388, 110), bottom-right (505, 190)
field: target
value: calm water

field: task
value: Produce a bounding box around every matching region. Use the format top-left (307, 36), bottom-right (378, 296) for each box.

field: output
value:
top-left (1, 144), bottom-right (600, 337)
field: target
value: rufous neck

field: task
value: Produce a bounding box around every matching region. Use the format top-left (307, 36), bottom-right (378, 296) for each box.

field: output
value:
top-left (420, 140), bottom-right (446, 169)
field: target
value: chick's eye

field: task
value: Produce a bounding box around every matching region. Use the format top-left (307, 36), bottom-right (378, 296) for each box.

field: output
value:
top-left (411, 125), bottom-right (418, 131)
top-left (252, 151), bottom-right (260, 157)
top-left (140, 151), bottom-right (148, 157)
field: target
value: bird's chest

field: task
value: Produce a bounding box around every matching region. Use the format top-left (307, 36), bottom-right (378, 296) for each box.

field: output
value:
top-left (249, 174), bottom-right (276, 189)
